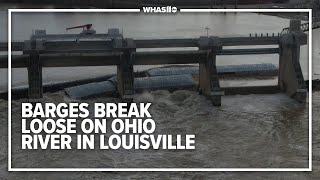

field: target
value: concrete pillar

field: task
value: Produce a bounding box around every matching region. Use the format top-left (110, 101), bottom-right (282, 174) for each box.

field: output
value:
top-left (279, 20), bottom-right (308, 103)
top-left (289, 19), bottom-right (302, 32)
top-left (27, 51), bottom-right (43, 99)
top-left (198, 36), bottom-right (223, 106)
top-left (24, 39), bottom-right (44, 100)
top-left (116, 38), bottom-right (135, 102)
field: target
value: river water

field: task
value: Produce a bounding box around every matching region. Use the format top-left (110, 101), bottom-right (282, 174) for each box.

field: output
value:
top-left (0, 11), bottom-right (319, 179)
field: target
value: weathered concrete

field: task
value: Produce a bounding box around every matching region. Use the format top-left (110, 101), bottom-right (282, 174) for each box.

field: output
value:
top-left (27, 51), bottom-right (43, 100)
top-left (198, 36), bottom-right (223, 106)
top-left (24, 40), bottom-right (44, 100)
top-left (279, 20), bottom-right (308, 103)
top-left (116, 38), bottom-right (135, 102)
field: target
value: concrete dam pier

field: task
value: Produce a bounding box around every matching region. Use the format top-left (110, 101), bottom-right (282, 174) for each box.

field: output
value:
top-left (0, 20), bottom-right (309, 106)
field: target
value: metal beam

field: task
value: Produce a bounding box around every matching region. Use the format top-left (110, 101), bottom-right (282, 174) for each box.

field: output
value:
top-left (0, 48), bottom-right (280, 68)
top-left (220, 37), bottom-right (280, 46)
top-left (0, 42), bottom-right (24, 51)
top-left (133, 50), bottom-right (208, 65)
top-left (218, 48), bottom-right (279, 55)
top-left (135, 38), bottom-right (198, 48)
top-left (0, 55), bottom-right (28, 68)
top-left (40, 52), bottom-right (122, 67)
top-left (0, 53), bottom-right (122, 68)
top-left (0, 36), bottom-right (282, 52)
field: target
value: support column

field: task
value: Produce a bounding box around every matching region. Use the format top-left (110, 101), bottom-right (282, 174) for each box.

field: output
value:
top-left (198, 36), bottom-right (223, 106)
top-left (27, 51), bottom-right (42, 99)
top-left (279, 20), bottom-right (307, 103)
top-left (24, 39), bottom-right (44, 100)
top-left (116, 38), bottom-right (135, 102)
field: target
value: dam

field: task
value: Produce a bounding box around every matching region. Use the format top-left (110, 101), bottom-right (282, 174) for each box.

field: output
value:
top-left (0, 19), bottom-right (313, 105)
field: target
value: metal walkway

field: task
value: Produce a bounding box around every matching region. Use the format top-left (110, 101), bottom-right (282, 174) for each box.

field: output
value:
top-left (280, 20), bottom-right (320, 35)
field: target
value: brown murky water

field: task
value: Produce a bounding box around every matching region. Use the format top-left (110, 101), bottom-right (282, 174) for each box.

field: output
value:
top-left (10, 90), bottom-right (310, 168)
top-left (0, 90), bottom-right (317, 179)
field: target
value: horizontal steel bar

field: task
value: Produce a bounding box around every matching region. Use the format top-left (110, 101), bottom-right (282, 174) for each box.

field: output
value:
top-left (0, 36), bottom-right (281, 52)
top-left (217, 48), bottom-right (279, 55)
top-left (134, 38), bottom-right (198, 48)
top-left (31, 33), bottom-right (111, 40)
top-left (0, 55), bottom-right (28, 68)
top-left (40, 52), bottom-right (123, 67)
top-left (42, 41), bottom-right (114, 53)
top-left (135, 37), bottom-right (280, 48)
top-left (1, 51), bottom-right (207, 68)
top-left (0, 48), bottom-right (279, 68)
top-left (0, 52), bottom-right (123, 68)
top-left (133, 50), bottom-right (208, 65)
top-left (0, 42), bottom-right (24, 51)
top-left (220, 37), bottom-right (280, 46)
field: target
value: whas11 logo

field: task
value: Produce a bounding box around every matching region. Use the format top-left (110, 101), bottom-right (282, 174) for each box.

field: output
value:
top-left (143, 6), bottom-right (178, 13)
